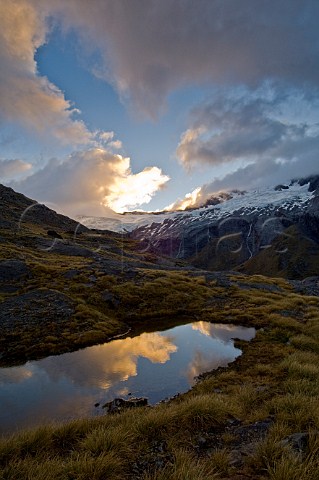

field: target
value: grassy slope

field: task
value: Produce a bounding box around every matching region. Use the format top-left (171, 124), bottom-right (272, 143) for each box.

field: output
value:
top-left (190, 225), bottom-right (319, 280)
top-left (0, 222), bottom-right (230, 366)
top-left (237, 225), bottom-right (319, 279)
top-left (0, 226), bottom-right (127, 365)
top-left (0, 273), bottom-right (319, 479)
top-left (1, 187), bottom-right (319, 478)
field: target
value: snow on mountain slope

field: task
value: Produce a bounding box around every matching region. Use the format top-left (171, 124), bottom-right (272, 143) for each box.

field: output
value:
top-left (78, 182), bottom-right (314, 233)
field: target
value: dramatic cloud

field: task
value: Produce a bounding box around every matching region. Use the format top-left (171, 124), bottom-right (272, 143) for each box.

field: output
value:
top-left (42, 0), bottom-right (319, 117)
top-left (14, 147), bottom-right (169, 215)
top-left (176, 93), bottom-right (296, 169)
top-left (0, 158), bottom-right (31, 179)
top-left (171, 89), bottom-right (319, 208)
top-left (169, 149), bottom-right (319, 211)
top-left (2, 0), bottom-right (319, 212)
top-left (0, 0), bottom-right (90, 144)
top-left (166, 187), bottom-right (203, 211)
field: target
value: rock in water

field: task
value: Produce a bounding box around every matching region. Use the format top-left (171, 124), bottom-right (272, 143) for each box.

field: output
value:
top-left (102, 397), bottom-right (148, 413)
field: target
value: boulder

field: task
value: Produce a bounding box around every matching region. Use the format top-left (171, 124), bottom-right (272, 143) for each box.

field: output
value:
top-left (47, 230), bottom-right (63, 239)
top-left (0, 259), bottom-right (30, 283)
top-left (102, 397), bottom-right (148, 413)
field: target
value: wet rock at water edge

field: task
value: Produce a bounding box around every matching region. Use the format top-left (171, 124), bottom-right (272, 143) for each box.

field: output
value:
top-left (102, 397), bottom-right (148, 413)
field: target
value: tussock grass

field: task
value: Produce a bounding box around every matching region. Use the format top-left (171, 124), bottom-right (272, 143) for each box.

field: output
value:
top-left (265, 434), bottom-right (319, 480)
top-left (63, 452), bottom-right (124, 480)
top-left (141, 448), bottom-right (219, 480)
top-left (232, 384), bottom-right (262, 416)
top-left (171, 394), bottom-right (231, 429)
top-left (80, 425), bottom-right (134, 457)
top-left (281, 351), bottom-right (319, 382)
top-left (284, 378), bottom-right (319, 396)
top-left (250, 429), bottom-right (319, 479)
top-left (208, 448), bottom-right (230, 475)
top-left (271, 394), bottom-right (319, 430)
top-left (291, 334), bottom-right (319, 353)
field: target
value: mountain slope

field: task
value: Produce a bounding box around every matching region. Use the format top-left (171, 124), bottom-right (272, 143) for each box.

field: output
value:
top-left (237, 224), bottom-right (319, 279)
top-left (0, 184), bottom-right (88, 233)
top-left (126, 179), bottom-right (319, 279)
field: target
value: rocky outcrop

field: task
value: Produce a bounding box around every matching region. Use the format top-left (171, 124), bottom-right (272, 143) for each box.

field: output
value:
top-left (0, 259), bottom-right (30, 283)
top-left (102, 397), bottom-right (148, 413)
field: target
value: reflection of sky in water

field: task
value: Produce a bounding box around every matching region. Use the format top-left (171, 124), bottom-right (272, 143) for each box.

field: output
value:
top-left (0, 322), bottom-right (255, 434)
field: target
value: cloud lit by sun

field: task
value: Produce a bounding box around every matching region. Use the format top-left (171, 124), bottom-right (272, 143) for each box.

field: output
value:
top-left (102, 157), bottom-right (170, 213)
top-left (14, 148), bottom-right (170, 217)
top-left (165, 186), bottom-right (202, 211)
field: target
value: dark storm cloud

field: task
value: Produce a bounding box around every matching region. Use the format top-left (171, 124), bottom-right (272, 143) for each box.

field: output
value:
top-left (45, 0), bottom-right (319, 116)
top-left (176, 91), bottom-right (314, 169)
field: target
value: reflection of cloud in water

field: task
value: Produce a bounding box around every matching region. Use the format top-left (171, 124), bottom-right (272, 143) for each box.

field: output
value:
top-left (192, 322), bottom-right (255, 343)
top-left (187, 350), bottom-right (234, 384)
top-left (0, 366), bottom-right (33, 384)
top-left (187, 322), bottom-right (255, 383)
top-left (39, 332), bottom-right (177, 390)
top-left (187, 349), bottom-right (237, 384)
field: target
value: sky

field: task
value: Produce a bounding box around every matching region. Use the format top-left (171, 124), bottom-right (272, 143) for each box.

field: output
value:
top-left (1, 0), bottom-right (319, 216)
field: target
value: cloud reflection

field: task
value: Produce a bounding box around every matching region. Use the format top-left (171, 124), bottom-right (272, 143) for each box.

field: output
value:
top-left (38, 332), bottom-right (177, 390)
top-left (0, 366), bottom-right (33, 384)
top-left (187, 349), bottom-right (235, 383)
top-left (192, 322), bottom-right (255, 343)
top-left (0, 321), bottom-right (256, 433)
top-left (187, 322), bottom-right (255, 382)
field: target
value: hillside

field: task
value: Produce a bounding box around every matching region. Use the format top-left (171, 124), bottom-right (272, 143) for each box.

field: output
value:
top-left (130, 180), bottom-right (319, 279)
top-left (78, 179), bottom-right (319, 280)
top-left (0, 184), bottom-right (319, 479)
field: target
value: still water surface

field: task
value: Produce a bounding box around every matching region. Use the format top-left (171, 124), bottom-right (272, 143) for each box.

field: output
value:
top-left (0, 321), bottom-right (255, 434)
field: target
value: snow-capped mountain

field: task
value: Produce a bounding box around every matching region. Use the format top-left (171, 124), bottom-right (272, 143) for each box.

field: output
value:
top-left (79, 179), bottom-right (318, 237)
top-left (79, 176), bottom-right (319, 278)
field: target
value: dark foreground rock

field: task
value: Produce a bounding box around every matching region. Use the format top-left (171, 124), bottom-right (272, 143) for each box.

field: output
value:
top-left (102, 397), bottom-right (148, 413)
top-left (0, 259), bottom-right (30, 283)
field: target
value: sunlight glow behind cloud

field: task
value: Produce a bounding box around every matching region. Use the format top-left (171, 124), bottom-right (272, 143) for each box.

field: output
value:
top-left (165, 187), bottom-right (202, 211)
top-left (15, 148), bottom-right (170, 216)
top-left (104, 161), bottom-right (170, 213)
